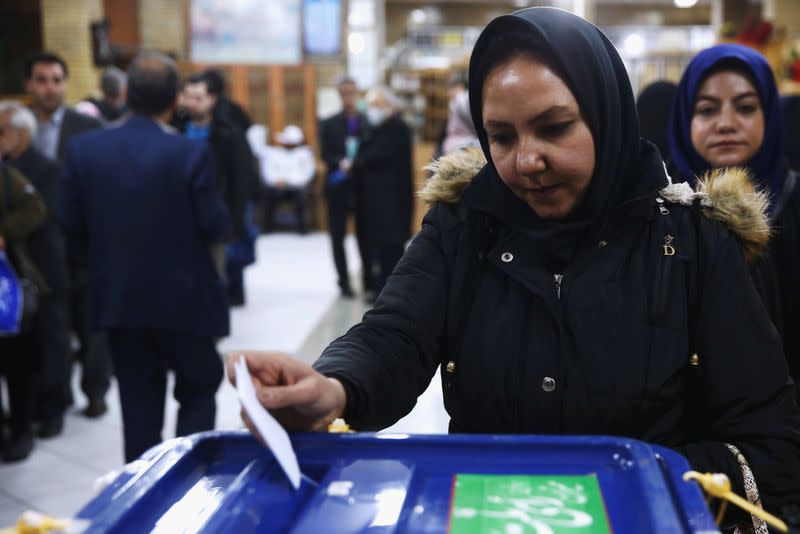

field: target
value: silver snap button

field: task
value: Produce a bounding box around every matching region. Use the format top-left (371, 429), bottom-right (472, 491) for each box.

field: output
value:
top-left (542, 376), bottom-right (556, 392)
top-left (501, 252), bottom-right (514, 263)
top-left (598, 240), bottom-right (608, 248)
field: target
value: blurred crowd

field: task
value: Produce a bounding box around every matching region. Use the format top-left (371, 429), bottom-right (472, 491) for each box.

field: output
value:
top-left (0, 50), bottom-right (422, 464)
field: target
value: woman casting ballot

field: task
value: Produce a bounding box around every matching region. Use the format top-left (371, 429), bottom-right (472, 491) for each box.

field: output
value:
top-left (229, 7), bottom-right (800, 527)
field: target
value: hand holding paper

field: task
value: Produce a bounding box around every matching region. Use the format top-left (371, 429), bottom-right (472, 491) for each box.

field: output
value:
top-left (235, 357), bottom-right (302, 489)
top-left (228, 352), bottom-right (348, 487)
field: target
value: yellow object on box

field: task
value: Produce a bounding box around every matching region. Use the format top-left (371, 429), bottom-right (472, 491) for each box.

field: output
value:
top-left (327, 418), bottom-right (352, 433)
top-left (683, 471), bottom-right (788, 532)
top-left (0, 511), bottom-right (87, 534)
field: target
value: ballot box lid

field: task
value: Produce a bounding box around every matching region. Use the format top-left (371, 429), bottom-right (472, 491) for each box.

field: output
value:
top-left (76, 431), bottom-right (719, 533)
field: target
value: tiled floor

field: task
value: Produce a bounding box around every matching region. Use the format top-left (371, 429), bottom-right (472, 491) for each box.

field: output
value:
top-left (0, 232), bottom-right (448, 526)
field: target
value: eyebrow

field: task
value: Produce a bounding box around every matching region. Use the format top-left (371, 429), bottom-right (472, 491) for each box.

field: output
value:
top-left (695, 91), bottom-right (759, 104)
top-left (484, 105), bottom-right (574, 128)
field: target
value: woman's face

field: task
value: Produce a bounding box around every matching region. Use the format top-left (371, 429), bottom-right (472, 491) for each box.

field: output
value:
top-left (690, 70), bottom-right (765, 168)
top-left (482, 54), bottom-right (595, 220)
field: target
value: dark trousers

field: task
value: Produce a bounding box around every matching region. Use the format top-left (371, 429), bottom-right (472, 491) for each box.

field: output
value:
top-left (107, 329), bottom-right (223, 462)
top-left (0, 332), bottom-right (37, 436)
top-left (33, 292), bottom-right (72, 420)
top-left (71, 282), bottom-right (112, 402)
top-left (263, 186), bottom-right (307, 234)
top-left (325, 181), bottom-right (352, 292)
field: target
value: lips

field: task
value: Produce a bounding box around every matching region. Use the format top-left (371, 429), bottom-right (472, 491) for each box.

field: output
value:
top-left (710, 140), bottom-right (745, 149)
top-left (525, 184), bottom-right (562, 201)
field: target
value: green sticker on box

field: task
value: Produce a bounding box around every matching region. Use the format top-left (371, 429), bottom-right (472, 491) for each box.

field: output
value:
top-left (449, 474), bottom-right (611, 533)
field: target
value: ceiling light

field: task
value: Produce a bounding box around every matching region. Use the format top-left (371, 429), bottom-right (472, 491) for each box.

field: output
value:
top-left (348, 32), bottom-right (366, 55)
top-left (623, 33), bottom-right (645, 57)
top-left (674, 0), bottom-right (699, 7)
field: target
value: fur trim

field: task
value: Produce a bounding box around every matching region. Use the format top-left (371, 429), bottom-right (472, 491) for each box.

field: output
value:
top-left (419, 147), bottom-right (486, 205)
top-left (420, 150), bottom-right (770, 263)
top-left (693, 167), bottom-right (771, 264)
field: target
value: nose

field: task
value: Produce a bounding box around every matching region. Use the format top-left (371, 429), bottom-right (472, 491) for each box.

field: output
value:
top-left (715, 103), bottom-right (737, 133)
top-left (516, 137), bottom-right (546, 176)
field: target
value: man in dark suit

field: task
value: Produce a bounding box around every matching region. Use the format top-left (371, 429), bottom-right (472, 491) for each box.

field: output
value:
top-left (25, 52), bottom-right (102, 164)
top-left (0, 101), bottom-right (72, 443)
top-left (61, 52), bottom-right (232, 463)
top-left (25, 52), bottom-right (110, 433)
top-left (319, 77), bottom-right (365, 298)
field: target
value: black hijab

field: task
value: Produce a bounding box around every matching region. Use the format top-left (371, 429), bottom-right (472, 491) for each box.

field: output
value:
top-left (637, 81), bottom-right (677, 162)
top-left (466, 7), bottom-right (667, 266)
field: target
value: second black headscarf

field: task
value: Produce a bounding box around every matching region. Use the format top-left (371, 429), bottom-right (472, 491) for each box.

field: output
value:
top-left (467, 7), bottom-right (667, 265)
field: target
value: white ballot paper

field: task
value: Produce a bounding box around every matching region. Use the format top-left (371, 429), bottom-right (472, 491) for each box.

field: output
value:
top-left (235, 357), bottom-right (302, 489)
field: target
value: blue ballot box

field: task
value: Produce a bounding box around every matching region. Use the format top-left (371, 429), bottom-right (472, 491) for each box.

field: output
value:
top-left (76, 431), bottom-right (718, 533)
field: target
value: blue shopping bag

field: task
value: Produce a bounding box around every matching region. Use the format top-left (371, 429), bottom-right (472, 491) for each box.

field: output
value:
top-left (0, 251), bottom-right (23, 335)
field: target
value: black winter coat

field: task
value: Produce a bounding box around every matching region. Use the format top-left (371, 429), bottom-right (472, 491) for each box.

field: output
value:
top-left (314, 148), bottom-right (800, 514)
top-left (207, 118), bottom-right (253, 239)
top-left (770, 169), bottom-right (800, 383)
top-left (351, 115), bottom-right (413, 247)
top-left (9, 147), bottom-right (69, 292)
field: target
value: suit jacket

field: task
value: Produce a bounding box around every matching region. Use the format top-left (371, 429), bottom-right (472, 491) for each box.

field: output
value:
top-left (56, 108), bottom-right (102, 164)
top-left (9, 147), bottom-right (69, 292)
top-left (319, 111), bottom-right (366, 179)
top-left (60, 115), bottom-right (232, 337)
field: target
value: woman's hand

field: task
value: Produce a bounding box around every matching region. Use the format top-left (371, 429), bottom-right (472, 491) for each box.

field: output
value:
top-left (226, 351), bottom-right (347, 433)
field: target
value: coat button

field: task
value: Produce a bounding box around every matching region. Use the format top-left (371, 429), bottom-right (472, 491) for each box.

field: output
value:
top-left (501, 252), bottom-right (514, 263)
top-left (598, 240), bottom-right (608, 248)
top-left (446, 361), bottom-right (456, 373)
top-left (541, 377), bottom-right (556, 392)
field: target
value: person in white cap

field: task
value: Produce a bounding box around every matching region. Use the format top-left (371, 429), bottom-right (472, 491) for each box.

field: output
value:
top-left (262, 125), bottom-right (316, 234)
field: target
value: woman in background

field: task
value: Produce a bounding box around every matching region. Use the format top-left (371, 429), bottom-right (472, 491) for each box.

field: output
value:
top-left (669, 44), bottom-right (800, 386)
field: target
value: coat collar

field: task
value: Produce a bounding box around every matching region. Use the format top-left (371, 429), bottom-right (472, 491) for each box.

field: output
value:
top-left (421, 147), bottom-right (771, 263)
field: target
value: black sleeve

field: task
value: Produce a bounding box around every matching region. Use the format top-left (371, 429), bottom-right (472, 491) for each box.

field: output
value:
top-left (189, 143), bottom-right (232, 244)
top-left (399, 121), bottom-right (414, 236)
top-left (679, 225), bottom-right (800, 514)
top-left (352, 121), bottom-right (409, 173)
top-left (319, 118), bottom-right (344, 174)
top-left (222, 128), bottom-right (250, 238)
top-left (749, 254), bottom-right (784, 335)
top-left (313, 204), bottom-right (451, 429)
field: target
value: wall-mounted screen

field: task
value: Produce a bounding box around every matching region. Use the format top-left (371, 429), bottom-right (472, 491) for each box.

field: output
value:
top-left (303, 0), bottom-right (341, 57)
top-left (191, 0), bottom-right (301, 64)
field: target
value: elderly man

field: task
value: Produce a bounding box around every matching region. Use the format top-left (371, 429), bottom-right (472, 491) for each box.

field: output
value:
top-left (350, 86), bottom-right (413, 301)
top-left (0, 112), bottom-right (47, 461)
top-left (86, 67), bottom-right (128, 123)
top-left (0, 101), bottom-right (72, 440)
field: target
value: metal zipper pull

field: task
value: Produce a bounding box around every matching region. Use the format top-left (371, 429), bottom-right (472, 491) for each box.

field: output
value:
top-left (663, 234), bottom-right (676, 256)
top-left (554, 274), bottom-right (563, 300)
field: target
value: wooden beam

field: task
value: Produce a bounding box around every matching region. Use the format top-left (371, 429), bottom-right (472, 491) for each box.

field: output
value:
top-left (303, 64), bottom-right (318, 155)
top-left (229, 65), bottom-right (249, 113)
top-left (267, 65), bottom-right (285, 143)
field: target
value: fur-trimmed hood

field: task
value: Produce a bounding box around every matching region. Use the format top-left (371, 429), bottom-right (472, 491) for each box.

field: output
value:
top-left (420, 147), bottom-right (770, 264)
